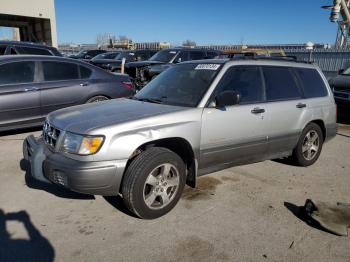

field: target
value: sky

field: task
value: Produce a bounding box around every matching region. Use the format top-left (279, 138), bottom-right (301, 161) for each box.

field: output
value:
top-left (53, 0), bottom-right (338, 45)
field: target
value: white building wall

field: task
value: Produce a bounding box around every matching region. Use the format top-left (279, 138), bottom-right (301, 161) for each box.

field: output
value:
top-left (0, 0), bottom-right (57, 46)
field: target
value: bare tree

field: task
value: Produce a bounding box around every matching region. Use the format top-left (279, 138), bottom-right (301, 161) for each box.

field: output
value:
top-left (182, 39), bottom-right (197, 47)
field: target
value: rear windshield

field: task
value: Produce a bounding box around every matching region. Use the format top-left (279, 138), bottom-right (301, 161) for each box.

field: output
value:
top-left (135, 63), bottom-right (222, 107)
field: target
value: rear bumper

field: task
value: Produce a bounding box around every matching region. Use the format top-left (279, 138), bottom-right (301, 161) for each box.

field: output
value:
top-left (23, 135), bottom-right (128, 196)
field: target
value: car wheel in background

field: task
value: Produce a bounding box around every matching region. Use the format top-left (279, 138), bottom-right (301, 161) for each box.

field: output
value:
top-left (86, 96), bottom-right (109, 103)
top-left (292, 123), bottom-right (324, 166)
top-left (122, 147), bottom-right (186, 219)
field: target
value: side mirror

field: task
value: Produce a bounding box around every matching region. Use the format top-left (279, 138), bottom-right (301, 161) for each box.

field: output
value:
top-left (85, 55), bottom-right (92, 59)
top-left (215, 90), bottom-right (240, 108)
top-left (338, 69), bottom-right (344, 75)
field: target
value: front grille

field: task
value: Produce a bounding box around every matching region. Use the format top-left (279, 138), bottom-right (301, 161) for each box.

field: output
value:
top-left (43, 121), bottom-right (61, 149)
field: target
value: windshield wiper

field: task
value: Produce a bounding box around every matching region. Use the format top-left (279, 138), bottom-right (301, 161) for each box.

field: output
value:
top-left (133, 97), bottom-right (164, 104)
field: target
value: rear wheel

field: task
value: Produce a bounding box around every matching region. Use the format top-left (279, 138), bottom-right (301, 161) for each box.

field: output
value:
top-left (86, 96), bottom-right (109, 103)
top-left (292, 123), bottom-right (324, 166)
top-left (122, 147), bottom-right (186, 219)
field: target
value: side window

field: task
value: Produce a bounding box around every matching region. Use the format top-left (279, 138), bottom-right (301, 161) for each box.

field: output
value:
top-left (0, 46), bottom-right (7, 55)
top-left (296, 68), bottom-right (328, 98)
top-left (10, 47), bottom-right (18, 54)
top-left (263, 66), bottom-right (302, 101)
top-left (80, 66), bottom-right (92, 79)
top-left (215, 66), bottom-right (264, 104)
top-left (136, 52), bottom-right (147, 61)
top-left (43, 62), bottom-right (79, 81)
top-left (207, 51), bottom-right (219, 58)
top-left (175, 51), bottom-right (189, 63)
top-left (0, 61), bottom-right (35, 85)
top-left (189, 51), bottom-right (205, 60)
top-left (20, 47), bottom-right (52, 56)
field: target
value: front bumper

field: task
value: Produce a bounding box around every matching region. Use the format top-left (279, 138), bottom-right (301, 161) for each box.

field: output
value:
top-left (23, 135), bottom-right (127, 196)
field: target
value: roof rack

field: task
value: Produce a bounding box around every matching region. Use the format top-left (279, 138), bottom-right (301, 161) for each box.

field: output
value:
top-left (229, 54), bottom-right (312, 64)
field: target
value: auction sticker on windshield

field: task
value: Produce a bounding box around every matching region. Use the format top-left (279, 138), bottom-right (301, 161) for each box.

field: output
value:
top-left (195, 64), bottom-right (220, 70)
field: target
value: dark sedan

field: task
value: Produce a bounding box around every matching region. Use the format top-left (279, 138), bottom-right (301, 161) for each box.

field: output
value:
top-left (69, 49), bottom-right (107, 61)
top-left (89, 51), bottom-right (121, 70)
top-left (125, 48), bottom-right (221, 89)
top-left (91, 50), bottom-right (157, 72)
top-left (0, 55), bottom-right (134, 131)
top-left (329, 68), bottom-right (350, 122)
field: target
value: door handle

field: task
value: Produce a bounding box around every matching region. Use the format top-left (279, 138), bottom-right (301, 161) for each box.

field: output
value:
top-left (24, 87), bottom-right (39, 92)
top-left (80, 83), bottom-right (88, 87)
top-left (296, 103), bottom-right (307, 109)
top-left (251, 107), bottom-right (265, 114)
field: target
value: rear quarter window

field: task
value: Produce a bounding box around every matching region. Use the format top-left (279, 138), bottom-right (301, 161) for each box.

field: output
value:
top-left (295, 68), bottom-right (328, 98)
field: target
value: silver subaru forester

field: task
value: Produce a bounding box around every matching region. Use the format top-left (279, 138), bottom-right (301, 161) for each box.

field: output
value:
top-left (24, 58), bottom-right (337, 219)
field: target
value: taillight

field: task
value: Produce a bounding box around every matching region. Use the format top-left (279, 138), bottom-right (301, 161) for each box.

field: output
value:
top-left (122, 81), bottom-right (134, 90)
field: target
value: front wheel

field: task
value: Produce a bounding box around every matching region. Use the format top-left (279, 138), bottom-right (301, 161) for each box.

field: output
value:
top-left (86, 96), bottom-right (109, 103)
top-left (122, 147), bottom-right (186, 219)
top-left (292, 123), bottom-right (324, 166)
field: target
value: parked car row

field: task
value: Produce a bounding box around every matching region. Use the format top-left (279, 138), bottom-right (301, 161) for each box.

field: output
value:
top-left (0, 55), bottom-right (134, 131)
top-left (329, 68), bottom-right (350, 122)
top-left (90, 49), bottom-right (157, 72)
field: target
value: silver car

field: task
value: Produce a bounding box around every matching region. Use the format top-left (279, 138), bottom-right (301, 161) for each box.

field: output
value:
top-left (24, 58), bottom-right (337, 219)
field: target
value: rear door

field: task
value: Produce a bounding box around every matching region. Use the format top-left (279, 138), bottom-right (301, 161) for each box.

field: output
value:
top-left (0, 61), bottom-right (41, 128)
top-left (262, 66), bottom-right (308, 158)
top-left (38, 61), bottom-right (93, 115)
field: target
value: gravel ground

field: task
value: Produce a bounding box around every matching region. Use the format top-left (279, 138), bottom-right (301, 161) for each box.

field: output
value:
top-left (0, 125), bottom-right (349, 262)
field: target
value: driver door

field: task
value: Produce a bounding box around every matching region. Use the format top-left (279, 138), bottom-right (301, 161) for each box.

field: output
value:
top-left (199, 66), bottom-right (269, 174)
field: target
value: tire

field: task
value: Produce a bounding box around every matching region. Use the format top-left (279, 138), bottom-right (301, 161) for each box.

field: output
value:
top-left (292, 123), bottom-right (324, 167)
top-left (122, 147), bottom-right (186, 219)
top-left (86, 96), bottom-right (109, 103)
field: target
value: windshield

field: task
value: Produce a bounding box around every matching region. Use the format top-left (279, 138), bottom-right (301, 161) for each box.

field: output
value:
top-left (93, 52), bottom-right (120, 60)
top-left (134, 63), bottom-right (222, 107)
top-left (149, 50), bottom-right (179, 62)
top-left (116, 52), bottom-right (135, 61)
top-left (75, 50), bottom-right (87, 58)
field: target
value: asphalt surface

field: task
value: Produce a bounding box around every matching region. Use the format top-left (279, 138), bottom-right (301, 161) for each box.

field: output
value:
top-left (0, 125), bottom-right (350, 262)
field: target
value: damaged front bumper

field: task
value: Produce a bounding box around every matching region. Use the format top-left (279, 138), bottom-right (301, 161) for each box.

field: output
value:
top-left (23, 135), bottom-right (128, 196)
top-left (23, 135), bottom-right (50, 184)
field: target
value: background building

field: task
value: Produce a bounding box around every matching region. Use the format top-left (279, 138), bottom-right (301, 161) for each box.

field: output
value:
top-left (0, 0), bottom-right (57, 47)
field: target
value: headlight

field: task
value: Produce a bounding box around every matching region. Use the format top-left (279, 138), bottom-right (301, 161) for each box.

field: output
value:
top-left (61, 132), bottom-right (104, 155)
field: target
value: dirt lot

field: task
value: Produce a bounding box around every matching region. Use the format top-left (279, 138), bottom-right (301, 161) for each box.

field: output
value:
top-left (0, 125), bottom-right (350, 262)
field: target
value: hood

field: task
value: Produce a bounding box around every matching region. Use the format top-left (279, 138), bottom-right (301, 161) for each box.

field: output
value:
top-left (126, 60), bottom-right (165, 68)
top-left (91, 59), bottom-right (122, 65)
top-left (329, 74), bottom-right (350, 91)
top-left (47, 98), bottom-right (186, 134)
